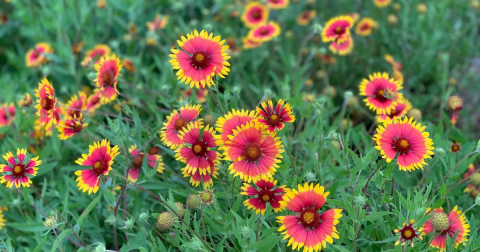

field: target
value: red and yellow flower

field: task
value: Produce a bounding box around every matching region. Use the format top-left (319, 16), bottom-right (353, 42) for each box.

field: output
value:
top-left (223, 121), bottom-right (284, 182)
top-left (65, 92), bottom-right (87, 118)
top-left (257, 99), bottom-right (295, 133)
top-left (0, 149), bottom-right (41, 188)
top-left (18, 93), bottom-right (32, 107)
top-left (215, 109), bottom-right (258, 151)
top-left (374, 0), bottom-right (392, 8)
top-left (160, 104), bottom-right (202, 149)
top-left (83, 44), bottom-right (111, 64)
top-left (242, 36), bottom-right (262, 49)
top-left (422, 206), bottom-right (470, 250)
top-left (373, 117), bottom-right (434, 171)
top-left (182, 159), bottom-right (218, 188)
top-left (355, 18), bottom-right (378, 36)
top-left (35, 105), bottom-right (64, 136)
top-left (376, 98), bottom-right (412, 122)
top-left (359, 72), bottom-right (403, 115)
top-left (322, 16), bottom-right (353, 43)
top-left (463, 164), bottom-right (479, 193)
top-left (265, 0), bottom-right (289, 9)
top-left (248, 22), bottom-right (281, 43)
top-left (85, 91), bottom-right (103, 113)
top-left (329, 36), bottom-right (354, 55)
top-left (127, 144), bottom-right (165, 183)
top-left (277, 183), bottom-right (342, 251)
top-left (58, 114), bottom-right (88, 140)
top-left (170, 30), bottom-right (231, 88)
top-left (146, 14), bottom-right (169, 31)
top-left (450, 142), bottom-right (461, 153)
top-left (35, 78), bottom-right (58, 129)
top-left (241, 2), bottom-right (269, 28)
top-left (25, 42), bottom-right (54, 68)
top-left (94, 54), bottom-right (122, 104)
top-left (296, 10), bottom-right (316, 26)
top-left (75, 139), bottom-right (120, 194)
top-left (0, 103), bottom-right (15, 127)
top-left (175, 122), bottom-right (220, 177)
top-left (240, 175), bottom-right (286, 215)
top-left (122, 59), bottom-right (136, 73)
top-left (179, 88), bottom-right (208, 103)
top-left (385, 54), bottom-right (403, 71)
top-left (394, 220), bottom-right (423, 247)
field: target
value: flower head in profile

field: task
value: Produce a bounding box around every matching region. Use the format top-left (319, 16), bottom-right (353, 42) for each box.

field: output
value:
top-left (160, 104), bottom-right (202, 149)
top-left (215, 109), bottom-right (258, 151)
top-left (0, 149), bottom-right (41, 188)
top-left (257, 99), bottom-right (295, 133)
top-left (373, 117), bottom-right (434, 171)
top-left (179, 88), bottom-right (208, 104)
top-left (296, 10), bottom-right (316, 26)
top-left (35, 78), bottom-right (58, 129)
top-left (94, 54), bottom-right (122, 104)
top-left (376, 98), bottom-right (412, 122)
top-left (170, 30), bottom-right (230, 88)
top-left (240, 175), bottom-right (286, 215)
top-left (422, 206), bottom-right (470, 250)
top-left (394, 220), bottom-right (423, 247)
top-left (0, 103), bottom-right (16, 127)
top-left (374, 0), bottom-right (392, 8)
top-left (223, 121), bottom-right (284, 182)
top-left (127, 144), bottom-right (164, 183)
top-left (175, 122), bottom-right (220, 176)
top-left (322, 16), bottom-right (353, 43)
top-left (58, 114), bottom-right (88, 140)
top-left (35, 105), bottom-right (64, 136)
top-left (277, 183), bottom-right (342, 252)
top-left (248, 22), bottom-right (281, 43)
top-left (182, 159), bottom-right (218, 188)
top-left (65, 92), bottom-right (87, 118)
top-left (359, 72), bottom-right (403, 115)
top-left (18, 93), bottom-right (33, 108)
top-left (72, 41), bottom-right (85, 54)
top-left (242, 2), bottom-right (269, 28)
top-left (355, 18), bottom-right (378, 36)
top-left (84, 44), bottom-right (111, 64)
top-left (393, 70), bottom-right (404, 85)
top-left (266, 0), bottom-right (289, 9)
top-left (75, 139), bottom-right (120, 194)
top-left (242, 36), bottom-right (262, 49)
top-left (385, 54), bottom-right (403, 71)
top-left (25, 42), bottom-right (54, 68)
top-left (85, 91), bottom-right (103, 113)
top-left (122, 59), bottom-right (136, 73)
top-left (329, 36), bottom-right (354, 55)
top-left (146, 14), bottom-right (169, 31)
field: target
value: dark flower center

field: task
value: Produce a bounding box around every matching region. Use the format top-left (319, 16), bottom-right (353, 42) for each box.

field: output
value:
top-left (93, 159), bottom-right (108, 176)
top-left (133, 154), bottom-right (144, 168)
top-left (252, 10), bottom-right (262, 20)
top-left (267, 114), bottom-right (281, 126)
top-left (12, 163), bottom-right (26, 177)
top-left (258, 189), bottom-right (274, 202)
top-left (174, 118), bottom-right (188, 132)
top-left (90, 96), bottom-right (100, 106)
top-left (190, 52), bottom-right (210, 70)
top-left (334, 26), bottom-right (346, 36)
top-left (401, 226), bottom-right (416, 240)
top-left (260, 28), bottom-right (269, 35)
top-left (360, 23), bottom-right (370, 31)
top-left (102, 70), bottom-right (115, 86)
top-left (299, 207), bottom-right (321, 229)
top-left (73, 120), bottom-right (84, 133)
top-left (149, 146), bottom-right (162, 155)
top-left (41, 98), bottom-right (55, 111)
top-left (191, 140), bottom-right (208, 157)
top-left (451, 144), bottom-right (460, 153)
top-left (393, 137), bottom-right (411, 155)
top-left (374, 88), bottom-right (388, 102)
top-left (22, 96), bottom-right (32, 107)
top-left (32, 49), bottom-right (42, 59)
top-left (243, 143), bottom-right (262, 162)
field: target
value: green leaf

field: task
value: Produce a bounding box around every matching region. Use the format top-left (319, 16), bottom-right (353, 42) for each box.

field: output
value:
top-left (33, 235), bottom-right (48, 252)
top-left (252, 234), bottom-right (283, 252)
top-left (439, 183), bottom-right (447, 196)
top-left (365, 211), bottom-right (391, 222)
top-left (50, 229), bottom-right (73, 252)
top-left (6, 223), bottom-right (46, 232)
top-left (37, 162), bottom-right (58, 177)
top-left (76, 194), bottom-right (101, 228)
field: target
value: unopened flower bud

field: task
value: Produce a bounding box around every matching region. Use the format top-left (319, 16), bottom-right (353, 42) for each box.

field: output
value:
top-left (417, 3), bottom-right (428, 14)
top-left (124, 218), bottom-right (134, 229)
top-left (470, 173), bottom-right (480, 187)
top-left (305, 171), bottom-right (317, 182)
top-left (344, 91), bottom-right (353, 101)
top-left (354, 195), bottom-right (366, 208)
top-left (88, 72), bottom-right (97, 81)
top-left (387, 14), bottom-right (398, 25)
top-left (204, 24), bottom-right (212, 32)
top-left (187, 194), bottom-right (202, 210)
top-left (240, 226), bottom-right (251, 237)
top-left (328, 131), bottom-right (340, 141)
top-left (203, 114), bottom-right (216, 127)
top-left (232, 86), bottom-right (241, 95)
top-left (44, 216), bottom-right (57, 230)
top-left (138, 212), bottom-right (149, 222)
top-left (436, 148), bottom-right (445, 156)
top-left (94, 243), bottom-right (106, 252)
top-left (174, 202), bottom-right (186, 219)
top-left (155, 212), bottom-right (174, 232)
top-left (407, 108), bottom-right (422, 121)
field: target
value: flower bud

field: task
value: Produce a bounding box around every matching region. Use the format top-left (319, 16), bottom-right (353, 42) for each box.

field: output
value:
top-left (232, 86), bottom-right (241, 95)
top-left (124, 218), bottom-right (134, 229)
top-left (435, 148), bottom-right (445, 157)
top-left (447, 95), bottom-right (463, 111)
top-left (328, 131), bottom-right (340, 141)
top-left (203, 114), bottom-right (216, 127)
top-left (407, 108), bottom-right (422, 121)
top-left (94, 243), bottom-right (106, 252)
top-left (472, 0), bottom-right (480, 9)
top-left (417, 3), bottom-right (428, 14)
top-left (470, 173), bottom-right (480, 187)
top-left (322, 86), bottom-right (337, 97)
top-left (200, 189), bottom-right (214, 204)
top-left (393, 2), bottom-right (402, 11)
top-left (430, 212), bottom-right (449, 232)
top-left (174, 202), bottom-right (186, 219)
top-left (240, 226), bottom-right (251, 237)
top-left (354, 195), bottom-right (366, 208)
top-left (387, 14), bottom-right (398, 25)
top-left (138, 212), bottom-right (149, 222)
top-left (44, 216), bottom-right (57, 230)
top-left (187, 194), bottom-right (202, 210)
top-left (204, 24), bottom-right (212, 32)
top-left (87, 72), bottom-right (97, 81)
top-left (155, 212), bottom-right (174, 232)
top-left (344, 91), bottom-right (353, 101)
top-left (305, 171), bottom-right (317, 182)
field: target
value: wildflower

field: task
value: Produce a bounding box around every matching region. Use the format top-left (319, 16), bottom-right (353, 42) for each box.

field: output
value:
top-left (44, 216), bottom-right (58, 230)
top-left (170, 30), bottom-right (230, 88)
top-left (277, 183), bottom-right (343, 252)
top-left (200, 189), bottom-right (215, 204)
top-left (387, 14), bottom-right (398, 24)
top-left (187, 194), bottom-right (202, 210)
top-left (240, 175), bottom-right (286, 215)
top-left (58, 114), bottom-right (88, 140)
top-left (242, 36), bottom-right (262, 49)
top-left (179, 88), bottom-right (208, 103)
top-left (18, 93), bottom-right (32, 107)
top-left (155, 212), bottom-right (174, 231)
top-left (85, 91), bottom-right (103, 113)
top-left (83, 44), bottom-right (111, 65)
top-left (359, 72), bottom-right (403, 115)
top-left (34, 78), bottom-right (58, 129)
top-left (329, 36), bottom-right (354, 55)
top-left (223, 121), bottom-right (284, 182)
top-left (256, 99), bottom-right (296, 132)
top-left (74, 139), bottom-right (120, 194)
top-left (377, 98), bottom-right (412, 122)
top-left (422, 206), bottom-right (470, 250)
top-left (373, 0), bottom-right (392, 8)
top-left (65, 92), bottom-right (87, 118)
top-left (241, 2), bottom-right (269, 28)
top-left (94, 54), bottom-right (122, 104)
top-left (25, 42), bottom-right (54, 68)
top-left (175, 122), bottom-right (220, 176)
top-left (296, 10), bottom-right (316, 26)
top-left (450, 142), bottom-right (461, 153)
top-left (417, 3), bottom-right (428, 14)
top-left (394, 220), bottom-right (422, 247)
top-left (0, 103), bottom-right (15, 127)
top-left (96, 0), bottom-right (106, 8)
top-left (373, 117), bottom-right (434, 171)
top-left (182, 159), bottom-right (218, 188)
top-left (160, 104), bottom-right (202, 149)
top-left (355, 18), bottom-right (378, 36)
top-left (322, 16), bottom-right (353, 43)
top-left (146, 14), bottom-right (169, 31)
top-left (127, 144), bottom-right (165, 183)
top-left (265, 0), bottom-right (289, 9)
top-left (0, 149), bottom-right (41, 188)
top-left (447, 95), bottom-right (463, 125)
top-left (72, 41), bottom-right (85, 54)
top-left (175, 202), bottom-right (186, 218)
top-left (215, 109), bottom-right (258, 151)
top-left (122, 59), bottom-right (136, 73)
top-left (248, 22), bottom-right (281, 43)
